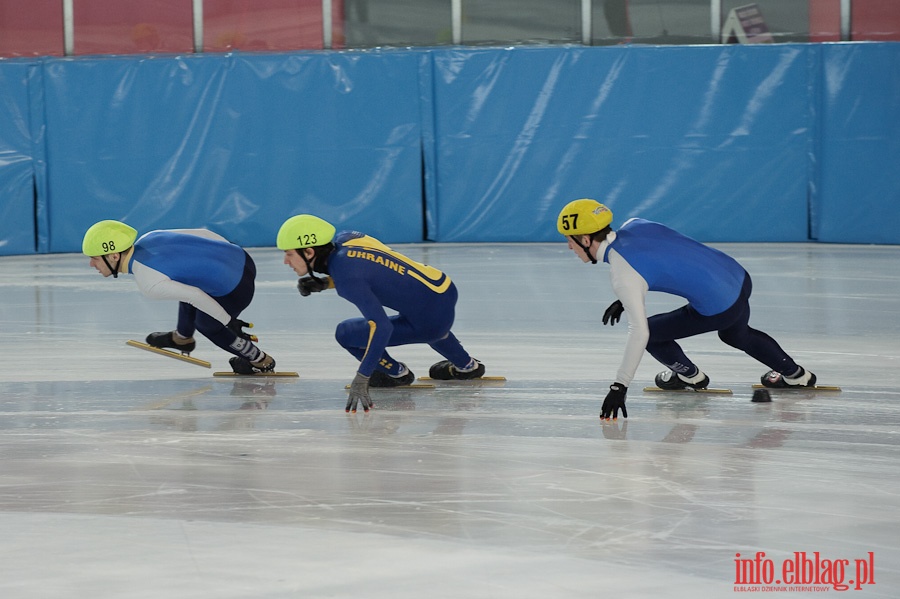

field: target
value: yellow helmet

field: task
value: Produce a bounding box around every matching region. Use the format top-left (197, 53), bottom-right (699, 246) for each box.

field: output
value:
top-left (82, 220), bottom-right (138, 256)
top-left (276, 214), bottom-right (336, 250)
top-left (556, 199), bottom-right (613, 236)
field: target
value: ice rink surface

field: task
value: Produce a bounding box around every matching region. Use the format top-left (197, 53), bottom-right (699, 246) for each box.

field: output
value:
top-left (1, 242), bottom-right (898, 598)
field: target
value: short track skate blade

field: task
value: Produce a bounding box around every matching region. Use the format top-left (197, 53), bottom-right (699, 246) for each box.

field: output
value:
top-left (126, 340), bottom-right (211, 368)
top-left (345, 383), bottom-right (435, 390)
top-left (752, 384), bottom-right (842, 392)
top-left (418, 376), bottom-right (507, 383)
top-left (213, 371), bottom-right (299, 378)
top-left (643, 386), bottom-right (733, 395)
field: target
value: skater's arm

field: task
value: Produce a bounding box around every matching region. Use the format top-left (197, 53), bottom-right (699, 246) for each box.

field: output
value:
top-left (608, 250), bottom-right (650, 387)
top-left (132, 262), bottom-right (232, 325)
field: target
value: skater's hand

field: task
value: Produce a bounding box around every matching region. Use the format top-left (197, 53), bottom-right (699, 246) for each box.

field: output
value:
top-left (600, 383), bottom-right (628, 420)
top-left (297, 276), bottom-right (331, 297)
top-left (227, 318), bottom-right (258, 342)
top-left (602, 300), bottom-right (624, 326)
top-left (346, 372), bottom-right (374, 413)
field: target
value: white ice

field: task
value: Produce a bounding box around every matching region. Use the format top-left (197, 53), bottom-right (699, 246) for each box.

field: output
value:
top-left (1, 243), bottom-right (899, 598)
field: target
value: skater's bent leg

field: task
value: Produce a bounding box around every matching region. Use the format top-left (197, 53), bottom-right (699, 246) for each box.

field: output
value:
top-left (714, 275), bottom-right (800, 375)
top-left (191, 251), bottom-right (260, 355)
top-left (646, 305), bottom-right (715, 375)
top-left (176, 302), bottom-right (197, 338)
top-left (334, 319), bottom-right (370, 361)
top-left (428, 331), bottom-right (472, 368)
top-left (335, 317), bottom-right (411, 376)
top-left (213, 254), bottom-right (256, 317)
top-left (718, 325), bottom-right (799, 375)
top-left (645, 340), bottom-right (697, 375)
top-left (195, 312), bottom-right (264, 362)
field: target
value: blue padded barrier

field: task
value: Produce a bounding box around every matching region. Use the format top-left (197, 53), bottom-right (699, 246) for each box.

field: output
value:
top-left (1, 43), bottom-right (899, 254)
top-left (426, 45), bottom-right (813, 243)
top-left (0, 61), bottom-right (42, 255)
top-left (40, 51), bottom-right (424, 253)
top-left (814, 43), bottom-right (900, 244)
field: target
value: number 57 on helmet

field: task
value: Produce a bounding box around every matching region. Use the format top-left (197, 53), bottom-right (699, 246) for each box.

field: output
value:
top-left (556, 199), bottom-right (613, 236)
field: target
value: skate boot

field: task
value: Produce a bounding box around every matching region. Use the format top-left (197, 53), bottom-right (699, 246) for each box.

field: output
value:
top-left (146, 330), bottom-right (196, 354)
top-left (229, 353), bottom-right (276, 375)
top-left (429, 359), bottom-right (486, 381)
top-left (760, 367), bottom-right (816, 388)
top-left (369, 364), bottom-right (415, 388)
top-left (655, 369), bottom-right (710, 390)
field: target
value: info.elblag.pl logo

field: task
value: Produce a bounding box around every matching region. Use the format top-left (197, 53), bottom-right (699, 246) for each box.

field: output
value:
top-left (734, 551), bottom-right (876, 592)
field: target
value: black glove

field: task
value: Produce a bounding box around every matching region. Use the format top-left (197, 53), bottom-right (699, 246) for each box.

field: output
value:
top-left (602, 300), bottom-right (624, 325)
top-left (346, 372), bottom-right (374, 413)
top-left (227, 317), bottom-right (257, 341)
top-left (600, 383), bottom-right (628, 420)
top-left (297, 276), bottom-right (331, 297)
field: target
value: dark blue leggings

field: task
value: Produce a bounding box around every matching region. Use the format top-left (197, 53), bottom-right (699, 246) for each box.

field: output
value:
top-left (646, 272), bottom-right (798, 376)
top-left (334, 284), bottom-right (471, 375)
top-left (175, 251), bottom-right (263, 361)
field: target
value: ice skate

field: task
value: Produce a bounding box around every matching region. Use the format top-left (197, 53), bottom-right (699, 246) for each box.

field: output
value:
top-left (125, 339), bottom-right (211, 368)
top-left (369, 364), bottom-right (416, 388)
top-left (428, 359), bottom-right (485, 381)
top-left (654, 369), bottom-right (710, 391)
top-left (146, 330), bottom-right (196, 354)
top-left (760, 367), bottom-right (817, 389)
top-left (229, 353), bottom-right (276, 375)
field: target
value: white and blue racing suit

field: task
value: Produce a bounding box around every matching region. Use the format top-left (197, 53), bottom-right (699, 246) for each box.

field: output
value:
top-left (124, 229), bottom-right (265, 362)
top-left (601, 218), bottom-right (800, 387)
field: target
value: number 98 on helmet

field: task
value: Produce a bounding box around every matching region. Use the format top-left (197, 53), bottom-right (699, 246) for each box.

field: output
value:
top-left (82, 220), bottom-right (138, 256)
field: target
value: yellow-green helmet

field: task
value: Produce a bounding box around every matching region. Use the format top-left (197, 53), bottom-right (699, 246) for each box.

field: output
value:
top-left (82, 220), bottom-right (138, 256)
top-left (276, 214), bottom-right (336, 250)
top-left (556, 199), bottom-right (613, 236)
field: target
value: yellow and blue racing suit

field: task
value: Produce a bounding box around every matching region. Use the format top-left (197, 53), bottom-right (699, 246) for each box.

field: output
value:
top-left (326, 231), bottom-right (473, 377)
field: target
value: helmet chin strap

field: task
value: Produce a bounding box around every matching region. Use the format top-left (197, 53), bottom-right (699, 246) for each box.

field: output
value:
top-left (101, 254), bottom-right (121, 278)
top-left (300, 250), bottom-right (323, 283)
top-left (571, 236), bottom-right (597, 265)
top-left (301, 244), bottom-right (334, 281)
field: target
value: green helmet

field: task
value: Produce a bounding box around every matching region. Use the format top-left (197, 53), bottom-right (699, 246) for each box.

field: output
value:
top-left (277, 215), bottom-right (336, 250)
top-left (556, 199), bottom-right (613, 236)
top-left (82, 220), bottom-right (138, 256)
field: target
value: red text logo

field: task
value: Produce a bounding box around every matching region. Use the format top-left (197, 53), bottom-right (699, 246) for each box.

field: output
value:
top-left (734, 551), bottom-right (876, 592)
